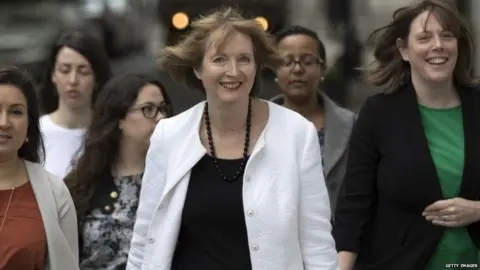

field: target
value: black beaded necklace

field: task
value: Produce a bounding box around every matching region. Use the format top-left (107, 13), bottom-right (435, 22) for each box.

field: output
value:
top-left (204, 98), bottom-right (252, 182)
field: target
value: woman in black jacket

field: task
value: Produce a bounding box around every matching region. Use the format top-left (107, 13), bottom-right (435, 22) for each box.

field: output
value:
top-left (334, 0), bottom-right (480, 269)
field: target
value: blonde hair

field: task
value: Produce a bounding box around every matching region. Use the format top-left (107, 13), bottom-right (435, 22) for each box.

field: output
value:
top-left (363, 0), bottom-right (477, 93)
top-left (158, 7), bottom-right (282, 95)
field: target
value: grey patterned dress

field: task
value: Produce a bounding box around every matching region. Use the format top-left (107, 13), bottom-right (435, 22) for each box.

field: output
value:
top-left (318, 128), bottom-right (325, 157)
top-left (80, 174), bottom-right (143, 270)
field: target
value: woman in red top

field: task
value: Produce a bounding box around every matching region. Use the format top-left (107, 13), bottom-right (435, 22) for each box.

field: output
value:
top-left (0, 66), bottom-right (78, 270)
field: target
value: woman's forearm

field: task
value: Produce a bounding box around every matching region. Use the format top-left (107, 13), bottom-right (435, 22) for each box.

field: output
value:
top-left (338, 251), bottom-right (358, 270)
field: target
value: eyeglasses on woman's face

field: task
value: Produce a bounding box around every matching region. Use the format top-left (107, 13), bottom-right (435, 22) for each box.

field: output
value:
top-left (280, 54), bottom-right (323, 70)
top-left (129, 103), bottom-right (171, 119)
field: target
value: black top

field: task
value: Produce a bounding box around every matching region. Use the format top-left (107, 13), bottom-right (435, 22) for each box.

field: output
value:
top-left (333, 83), bottom-right (480, 270)
top-left (172, 155), bottom-right (252, 270)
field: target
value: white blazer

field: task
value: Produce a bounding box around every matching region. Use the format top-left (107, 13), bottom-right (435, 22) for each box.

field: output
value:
top-left (127, 101), bottom-right (339, 270)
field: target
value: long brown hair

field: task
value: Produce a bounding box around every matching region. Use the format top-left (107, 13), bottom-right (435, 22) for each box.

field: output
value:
top-left (159, 7), bottom-right (282, 96)
top-left (65, 74), bottom-right (173, 224)
top-left (364, 0), bottom-right (477, 92)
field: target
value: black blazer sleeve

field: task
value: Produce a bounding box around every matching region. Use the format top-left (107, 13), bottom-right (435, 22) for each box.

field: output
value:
top-left (333, 96), bottom-right (381, 252)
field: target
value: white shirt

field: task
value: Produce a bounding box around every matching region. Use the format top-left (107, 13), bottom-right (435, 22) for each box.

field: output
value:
top-left (127, 101), bottom-right (339, 270)
top-left (40, 115), bottom-right (85, 179)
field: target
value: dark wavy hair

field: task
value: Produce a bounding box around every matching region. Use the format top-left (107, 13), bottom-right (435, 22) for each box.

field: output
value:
top-left (0, 66), bottom-right (45, 163)
top-left (39, 30), bottom-right (112, 114)
top-left (364, 0), bottom-right (477, 92)
top-left (64, 74), bottom-right (173, 223)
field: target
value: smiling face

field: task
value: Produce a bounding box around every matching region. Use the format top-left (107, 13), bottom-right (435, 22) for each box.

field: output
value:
top-left (398, 10), bottom-right (458, 86)
top-left (194, 30), bottom-right (257, 105)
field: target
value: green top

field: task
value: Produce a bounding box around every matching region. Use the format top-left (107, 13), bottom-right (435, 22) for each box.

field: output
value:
top-left (420, 105), bottom-right (479, 269)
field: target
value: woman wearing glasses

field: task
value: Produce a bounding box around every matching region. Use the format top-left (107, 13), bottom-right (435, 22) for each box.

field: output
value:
top-left (270, 25), bottom-right (356, 217)
top-left (64, 74), bottom-right (173, 270)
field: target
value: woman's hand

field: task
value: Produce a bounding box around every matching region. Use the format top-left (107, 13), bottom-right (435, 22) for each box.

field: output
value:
top-left (422, 198), bottom-right (480, 228)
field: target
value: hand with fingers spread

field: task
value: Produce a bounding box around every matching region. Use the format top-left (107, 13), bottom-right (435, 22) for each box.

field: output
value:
top-left (422, 198), bottom-right (480, 228)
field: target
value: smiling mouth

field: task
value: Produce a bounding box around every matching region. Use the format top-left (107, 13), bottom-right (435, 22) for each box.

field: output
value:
top-left (426, 57), bottom-right (448, 65)
top-left (220, 82), bottom-right (242, 89)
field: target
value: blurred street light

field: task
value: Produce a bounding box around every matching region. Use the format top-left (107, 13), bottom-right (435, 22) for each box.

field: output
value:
top-left (172, 12), bottom-right (189, 30)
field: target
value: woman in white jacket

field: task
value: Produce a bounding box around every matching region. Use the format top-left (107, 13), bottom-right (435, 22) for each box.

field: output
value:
top-left (127, 7), bottom-right (339, 270)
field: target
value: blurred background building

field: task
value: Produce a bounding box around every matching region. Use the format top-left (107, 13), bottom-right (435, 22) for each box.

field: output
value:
top-left (0, 0), bottom-right (475, 113)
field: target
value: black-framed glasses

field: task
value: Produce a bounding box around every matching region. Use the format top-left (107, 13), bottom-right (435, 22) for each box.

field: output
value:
top-left (280, 54), bottom-right (323, 69)
top-left (130, 103), bottom-right (172, 119)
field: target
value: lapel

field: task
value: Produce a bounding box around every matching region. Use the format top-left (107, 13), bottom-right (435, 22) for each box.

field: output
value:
top-left (160, 101), bottom-right (271, 201)
top-left (270, 92), bottom-right (355, 176)
top-left (399, 84), bottom-right (479, 201)
top-left (400, 84), bottom-right (444, 202)
top-left (161, 103), bottom-right (207, 199)
top-left (26, 160), bottom-right (57, 220)
top-left (322, 93), bottom-right (355, 177)
top-left (242, 102), bottom-right (269, 202)
top-left (25, 160), bottom-right (58, 269)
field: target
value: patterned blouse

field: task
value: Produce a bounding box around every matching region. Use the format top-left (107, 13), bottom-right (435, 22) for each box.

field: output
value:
top-left (318, 128), bottom-right (325, 160)
top-left (80, 174), bottom-right (143, 270)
